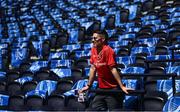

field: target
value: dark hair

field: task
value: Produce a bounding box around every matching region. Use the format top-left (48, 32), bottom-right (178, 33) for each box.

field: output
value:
top-left (93, 30), bottom-right (108, 44)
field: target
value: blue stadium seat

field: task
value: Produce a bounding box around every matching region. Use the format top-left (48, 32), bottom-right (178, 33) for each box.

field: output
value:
top-left (29, 60), bottom-right (49, 73)
top-left (15, 76), bottom-right (33, 85)
top-left (73, 50), bottom-right (91, 59)
top-left (108, 40), bottom-right (129, 48)
top-left (157, 80), bottom-right (174, 99)
top-left (11, 47), bottom-right (29, 68)
top-left (147, 55), bottom-right (172, 67)
top-left (122, 79), bottom-right (140, 110)
top-left (0, 94), bottom-right (9, 108)
top-left (68, 28), bottom-right (79, 44)
top-left (12, 42), bottom-right (28, 48)
top-left (131, 46), bottom-right (155, 56)
top-left (125, 5), bottom-right (138, 21)
top-left (136, 38), bottom-right (159, 47)
top-left (166, 66), bottom-right (180, 76)
top-left (163, 96), bottom-right (180, 112)
top-left (62, 44), bottom-right (81, 52)
top-left (50, 59), bottom-right (72, 68)
top-left (50, 68), bottom-right (72, 78)
top-left (106, 29), bottom-right (116, 37)
top-left (121, 67), bottom-right (145, 74)
top-left (48, 51), bottom-right (69, 60)
top-left (83, 43), bottom-right (93, 50)
top-left (0, 71), bottom-right (6, 82)
top-left (116, 56), bottom-right (136, 68)
top-left (26, 80), bottom-right (57, 98)
top-left (118, 33), bottom-right (136, 41)
top-left (64, 79), bottom-right (97, 97)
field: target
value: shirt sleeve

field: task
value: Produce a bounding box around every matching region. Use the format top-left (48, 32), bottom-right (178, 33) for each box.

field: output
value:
top-left (107, 48), bottom-right (116, 67)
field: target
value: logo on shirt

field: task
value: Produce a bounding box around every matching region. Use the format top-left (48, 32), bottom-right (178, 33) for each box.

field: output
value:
top-left (94, 62), bottom-right (106, 67)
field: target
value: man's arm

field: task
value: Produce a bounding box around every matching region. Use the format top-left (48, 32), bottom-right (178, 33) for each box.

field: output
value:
top-left (79, 65), bottom-right (96, 93)
top-left (87, 64), bottom-right (96, 87)
top-left (111, 67), bottom-right (132, 94)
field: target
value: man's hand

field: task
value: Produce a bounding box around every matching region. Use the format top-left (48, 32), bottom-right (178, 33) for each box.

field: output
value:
top-left (121, 86), bottom-right (134, 94)
top-left (78, 85), bottom-right (89, 94)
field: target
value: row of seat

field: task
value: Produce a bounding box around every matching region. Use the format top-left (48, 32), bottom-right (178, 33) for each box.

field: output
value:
top-left (0, 94), bottom-right (86, 111)
top-left (0, 77), bottom-right (179, 111)
top-left (0, 0), bottom-right (180, 111)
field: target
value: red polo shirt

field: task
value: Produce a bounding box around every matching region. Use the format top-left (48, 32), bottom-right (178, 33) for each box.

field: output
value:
top-left (90, 45), bottom-right (118, 88)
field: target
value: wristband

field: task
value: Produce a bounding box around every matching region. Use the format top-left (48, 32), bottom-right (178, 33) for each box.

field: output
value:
top-left (87, 84), bottom-right (92, 88)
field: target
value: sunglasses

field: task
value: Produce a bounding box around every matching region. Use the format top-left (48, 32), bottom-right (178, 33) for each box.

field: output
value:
top-left (91, 37), bottom-right (102, 42)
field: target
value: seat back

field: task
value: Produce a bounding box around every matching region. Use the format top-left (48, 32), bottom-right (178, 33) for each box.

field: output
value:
top-left (47, 95), bottom-right (65, 110)
top-left (22, 81), bottom-right (37, 94)
top-left (105, 15), bottom-right (115, 29)
top-left (26, 95), bottom-right (44, 110)
top-left (144, 91), bottom-right (168, 111)
top-left (8, 95), bottom-right (25, 111)
top-left (143, 97), bottom-right (165, 111)
top-left (120, 9), bottom-right (129, 23)
top-left (42, 40), bottom-right (50, 59)
top-left (72, 68), bottom-right (83, 83)
top-left (7, 82), bottom-right (22, 96)
top-left (55, 80), bottom-right (73, 94)
top-left (0, 82), bottom-right (6, 93)
top-left (56, 33), bottom-right (69, 48)
top-left (65, 96), bottom-right (86, 111)
top-left (142, 1), bottom-right (154, 12)
top-left (34, 70), bottom-right (50, 82)
top-left (19, 62), bottom-right (31, 73)
top-left (7, 71), bottom-right (20, 83)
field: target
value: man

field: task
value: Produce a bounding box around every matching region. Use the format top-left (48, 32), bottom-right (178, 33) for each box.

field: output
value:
top-left (79, 30), bottom-right (133, 110)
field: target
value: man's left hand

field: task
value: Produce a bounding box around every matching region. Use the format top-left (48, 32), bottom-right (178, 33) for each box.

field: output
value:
top-left (121, 86), bottom-right (134, 94)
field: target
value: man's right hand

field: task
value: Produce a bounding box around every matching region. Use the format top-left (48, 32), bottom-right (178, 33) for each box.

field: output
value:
top-left (78, 85), bottom-right (89, 94)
